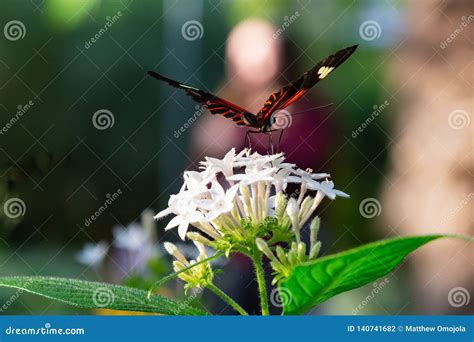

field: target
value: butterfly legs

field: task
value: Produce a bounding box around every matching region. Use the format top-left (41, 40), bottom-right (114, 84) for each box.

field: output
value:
top-left (244, 130), bottom-right (260, 150)
top-left (268, 131), bottom-right (273, 154)
top-left (277, 129), bottom-right (284, 153)
top-left (244, 129), bottom-right (283, 154)
top-left (266, 129), bottom-right (284, 154)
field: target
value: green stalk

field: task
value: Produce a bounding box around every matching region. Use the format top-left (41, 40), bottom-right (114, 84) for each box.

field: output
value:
top-left (206, 283), bottom-right (249, 316)
top-left (252, 250), bottom-right (270, 315)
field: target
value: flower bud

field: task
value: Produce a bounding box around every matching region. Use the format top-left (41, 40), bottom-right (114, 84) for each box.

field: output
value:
top-left (275, 192), bottom-right (287, 218)
top-left (286, 198), bottom-right (300, 243)
top-left (299, 196), bottom-right (313, 221)
top-left (310, 216), bottom-right (320, 248)
top-left (193, 240), bottom-right (207, 258)
top-left (164, 242), bottom-right (189, 265)
top-left (187, 232), bottom-right (213, 246)
top-left (239, 182), bottom-right (252, 218)
top-left (297, 242), bottom-right (306, 261)
top-left (256, 238), bottom-right (276, 261)
top-left (276, 246), bottom-right (289, 265)
top-left (309, 241), bottom-right (321, 259)
top-left (287, 249), bottom-right (298, 266)
top-left (286, 198), bottom-right (299, 219)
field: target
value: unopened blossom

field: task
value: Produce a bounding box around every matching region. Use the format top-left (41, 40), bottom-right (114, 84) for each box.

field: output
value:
top-left (165, 241), bottom-right (214, 290)
top-left (286, 198), bottom-right (299, 225)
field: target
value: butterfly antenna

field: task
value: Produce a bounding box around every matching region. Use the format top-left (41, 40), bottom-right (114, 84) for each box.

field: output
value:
top-left (289, 103), bottom-right (334, 117)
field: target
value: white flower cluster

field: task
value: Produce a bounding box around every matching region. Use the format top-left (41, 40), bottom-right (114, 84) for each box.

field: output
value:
top-left (156, 148), bottom-right (349, 242)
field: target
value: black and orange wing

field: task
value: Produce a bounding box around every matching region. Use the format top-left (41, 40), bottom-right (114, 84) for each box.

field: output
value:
top-left (257, 45), bottom-right (358, 127)
top-left (147, 71), bottom-right (256, 127)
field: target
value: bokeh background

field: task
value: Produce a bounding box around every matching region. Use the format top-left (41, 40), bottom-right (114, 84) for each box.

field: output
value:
top-left (0, 0), bottom-right (472, 315)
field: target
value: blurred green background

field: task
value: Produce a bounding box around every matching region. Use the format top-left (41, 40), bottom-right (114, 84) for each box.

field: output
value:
top-left (0, 0), bottom-right (470, 315)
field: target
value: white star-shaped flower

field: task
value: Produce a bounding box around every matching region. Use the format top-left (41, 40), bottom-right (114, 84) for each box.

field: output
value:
top-left (198, 181), bottom-right (239, 221)
top-left (318, 180), bottom-right (350, 200)
top-left (183, 170), bottom-right (214, 198)
top-left (234, 150), bottom-right (283, 170)
top-left (287, 168), bottom-right (331, 191)
top-left (201, 148), bottom-right (243, 178)
top-left (163, 204), bottom-right (205, 240)
top-left (227, 167), bottom-right (275, 185)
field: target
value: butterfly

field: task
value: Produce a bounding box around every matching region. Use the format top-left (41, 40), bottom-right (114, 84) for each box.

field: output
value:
top-left (148, 44), bottom-right (357, 149)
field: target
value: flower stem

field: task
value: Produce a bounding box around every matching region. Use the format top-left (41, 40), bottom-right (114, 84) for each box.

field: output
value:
top-left (252, 250), bottom-right (270, 315)
top-left (206, 283), bottom-right (248, 316)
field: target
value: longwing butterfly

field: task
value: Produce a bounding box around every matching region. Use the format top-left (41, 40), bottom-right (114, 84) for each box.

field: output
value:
top-left (148, 45), bottom-right (357, 147)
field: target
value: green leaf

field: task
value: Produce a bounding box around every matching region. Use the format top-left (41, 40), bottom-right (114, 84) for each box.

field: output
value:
top-left (279, 235), bottom-right (469, 315)
top-left (0, 276), bottom-right (207, 315)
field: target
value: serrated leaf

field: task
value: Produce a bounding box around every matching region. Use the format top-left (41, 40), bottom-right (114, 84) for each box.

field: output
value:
top-left (279, 235), bottom-right (457, 315)
top-left (0, 276), bottom-right (207, 315)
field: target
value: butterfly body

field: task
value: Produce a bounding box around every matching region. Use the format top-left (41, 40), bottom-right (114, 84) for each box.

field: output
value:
top-left (148, 44), bottom-right (358, 138)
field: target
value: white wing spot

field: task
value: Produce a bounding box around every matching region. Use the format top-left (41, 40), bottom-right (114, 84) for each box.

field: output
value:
top-left (317, 66), bottom-right (334, 79)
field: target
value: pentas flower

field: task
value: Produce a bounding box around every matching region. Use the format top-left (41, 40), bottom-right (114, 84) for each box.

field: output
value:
top-left (198, 181), bottom-right (239, 221)
top-left (200, 148), bottom-right (245, 178)
top-left (156, 148), bottom-right (349, 287)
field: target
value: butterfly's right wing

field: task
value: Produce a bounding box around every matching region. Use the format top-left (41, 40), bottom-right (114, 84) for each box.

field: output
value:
top-left (256, 45), bottom-right (358, 127)
top-left (147, 71), bottom-right (256, 127)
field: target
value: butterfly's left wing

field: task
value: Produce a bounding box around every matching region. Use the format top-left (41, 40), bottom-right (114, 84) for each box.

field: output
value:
top-left (257, 45), bottom-right (358, 126)
top-left (147, 71), bottom-right (256, 127)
